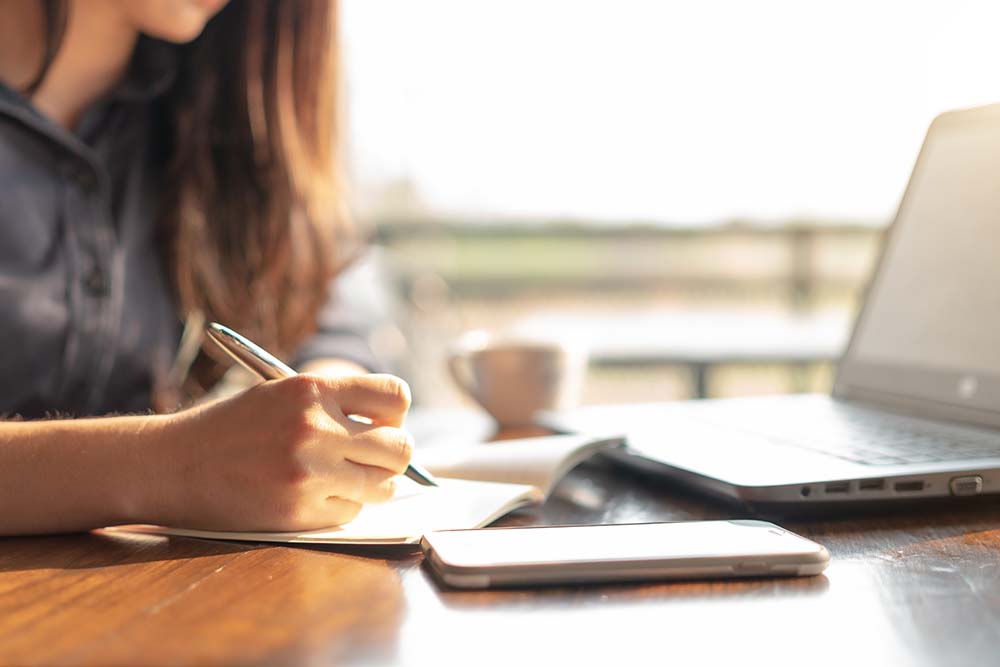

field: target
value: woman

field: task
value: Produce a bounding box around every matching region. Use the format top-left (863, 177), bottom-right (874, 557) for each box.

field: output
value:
top-left (0, 0), bottom-right (414, 535)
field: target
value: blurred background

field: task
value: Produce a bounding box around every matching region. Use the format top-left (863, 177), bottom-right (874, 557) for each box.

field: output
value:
top-left (339, 0), bottom-right (1000, 409)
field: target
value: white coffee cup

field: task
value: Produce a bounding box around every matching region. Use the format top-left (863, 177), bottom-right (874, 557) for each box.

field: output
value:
top-left (447, 331), bottom-right (587, 427)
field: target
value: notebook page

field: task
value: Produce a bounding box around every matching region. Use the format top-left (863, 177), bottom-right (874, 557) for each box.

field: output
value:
top-left (418, 434), bottom-right (624, 497)
top-left (111, 478), bottom-right (541, 546)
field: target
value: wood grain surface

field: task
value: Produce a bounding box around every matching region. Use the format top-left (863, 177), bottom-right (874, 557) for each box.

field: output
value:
top-left (4, 434), bottom-right (1000, 666)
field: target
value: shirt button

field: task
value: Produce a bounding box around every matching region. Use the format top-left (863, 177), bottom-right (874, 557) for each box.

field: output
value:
top-left (59, 160), bottom-right (98, 193)
top-left (83, 265), bottom-right (109, 297)
top-left (75, 168), bottom-right (97, 192)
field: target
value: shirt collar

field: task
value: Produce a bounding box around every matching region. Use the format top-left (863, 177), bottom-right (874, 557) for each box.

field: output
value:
top-left (0, 36), bottom-right (177, 151)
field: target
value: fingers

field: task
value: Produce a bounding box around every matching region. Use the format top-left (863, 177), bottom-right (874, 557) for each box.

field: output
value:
top-left (317, 496), bottom-right (363, 527)
top-left (255, 374), bottom-right (413, 530)
top-left (323, 460), bottom-right (399, 504)
top-left (323, 374), bottom-right (411, 427)
top-left (338, 426), bottom-right (414, 474)
top-left (299, 463), bottom-right (397, 529)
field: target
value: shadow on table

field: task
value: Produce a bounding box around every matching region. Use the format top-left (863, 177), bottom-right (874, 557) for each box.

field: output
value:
top-left (290, 542), bottom-right (423, 561)
top-left (428, 567), bottom-right (832, 609)
top-left (0, 530), bottom-right (265, 572)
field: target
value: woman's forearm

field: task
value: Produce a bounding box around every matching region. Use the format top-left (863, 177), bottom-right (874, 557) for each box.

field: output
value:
top-left (0, 415), bottom-right (167, 535)
top-left (0, 373), bottom-right (414, 536)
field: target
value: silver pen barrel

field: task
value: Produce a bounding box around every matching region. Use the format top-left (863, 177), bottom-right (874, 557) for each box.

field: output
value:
top-left (206, 323), bottom-right (297, 380)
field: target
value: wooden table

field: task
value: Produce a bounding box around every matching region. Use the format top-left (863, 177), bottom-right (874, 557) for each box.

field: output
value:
top-left (4, 427), bottom-right (1000, 666)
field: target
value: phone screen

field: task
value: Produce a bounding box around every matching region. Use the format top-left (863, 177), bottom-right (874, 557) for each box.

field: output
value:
top-left (424, 520), bottom-right (824, 568)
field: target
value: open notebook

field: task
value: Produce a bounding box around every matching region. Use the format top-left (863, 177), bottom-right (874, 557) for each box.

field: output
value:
top-left (112, 433), bottom-right (623, 546)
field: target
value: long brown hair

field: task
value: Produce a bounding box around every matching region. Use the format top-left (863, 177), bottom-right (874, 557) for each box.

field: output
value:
top-left (163, 0), bottom-right (354, 362)
top-left (33, 1), bottom-right (355, 372)
top-left (26, 1), bottom-right (68, 94)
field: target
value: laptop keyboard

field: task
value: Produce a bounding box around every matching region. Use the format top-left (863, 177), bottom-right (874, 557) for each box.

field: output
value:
top-left (689, 400), bottom-right (1000, 466)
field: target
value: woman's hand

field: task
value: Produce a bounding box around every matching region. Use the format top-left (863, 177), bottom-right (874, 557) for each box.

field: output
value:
top-left (146, 373), bottom-right (414, 532)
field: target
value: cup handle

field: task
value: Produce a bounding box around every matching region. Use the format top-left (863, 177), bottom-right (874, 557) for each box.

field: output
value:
top-left (447, 350), bottom-right (478, 401)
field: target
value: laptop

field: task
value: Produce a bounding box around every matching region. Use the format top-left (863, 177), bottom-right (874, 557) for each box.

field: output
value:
top-left (542, 103), bottom-right (1000, 510)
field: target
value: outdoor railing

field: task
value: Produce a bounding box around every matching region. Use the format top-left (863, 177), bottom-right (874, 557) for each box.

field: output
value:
top-left (374, 220), bottom-right (885, 403)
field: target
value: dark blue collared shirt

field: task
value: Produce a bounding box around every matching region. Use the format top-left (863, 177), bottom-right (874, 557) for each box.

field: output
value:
top-left (0, 40), bottom-right (384, 418)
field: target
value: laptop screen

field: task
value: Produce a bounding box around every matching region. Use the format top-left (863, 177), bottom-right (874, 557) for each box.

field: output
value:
top-left (836, 104), bottom-right (1000, 423)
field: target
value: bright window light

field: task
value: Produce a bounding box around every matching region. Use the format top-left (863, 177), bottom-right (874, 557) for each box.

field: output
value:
top-left (343, 0), bottom-right (1000, 225)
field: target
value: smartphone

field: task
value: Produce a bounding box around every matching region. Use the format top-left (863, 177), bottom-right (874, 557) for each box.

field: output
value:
top-left (420, 520), bottom-right (829, 589)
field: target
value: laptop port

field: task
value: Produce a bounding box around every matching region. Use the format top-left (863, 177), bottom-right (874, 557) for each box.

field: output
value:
top-left (949, 475), bottom-right (983, 496)
top-left (894, 480), bottom-right (925, 493)
top-left (858, 478), bottom-right (885, 491)
top-left (824, 481), bottom-right (850, 494)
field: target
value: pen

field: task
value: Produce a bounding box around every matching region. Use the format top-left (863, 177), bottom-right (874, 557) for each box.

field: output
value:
top-left (205, 321), bottom-right (439, 487)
